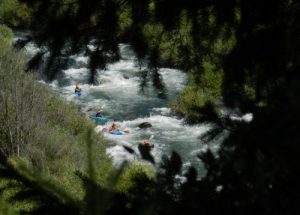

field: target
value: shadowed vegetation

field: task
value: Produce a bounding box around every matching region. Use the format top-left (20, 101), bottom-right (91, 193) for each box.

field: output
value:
top-left (0, 0), bottom-right (299, 214)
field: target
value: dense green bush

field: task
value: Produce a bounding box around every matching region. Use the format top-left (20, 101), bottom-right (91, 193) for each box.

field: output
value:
top-left (0, 197), bottom-right (18, 215)
top-left (0, 0), bottom-right (32, 28)
top-left (0, 24), bottom-right (13, 58)
top-left (0, 49), bottom-right (113, 203)
top-left (116, 163), bottom-right (155, 194)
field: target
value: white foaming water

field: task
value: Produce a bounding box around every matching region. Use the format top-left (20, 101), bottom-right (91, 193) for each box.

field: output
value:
top-left (229, 113), bottom-right (253, 123)
top-left (24, 41), bottom-right (221, 173)
top-left (96, 112), bottom-right (212, 169)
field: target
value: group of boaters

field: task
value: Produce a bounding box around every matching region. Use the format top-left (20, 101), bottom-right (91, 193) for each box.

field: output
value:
top-left (75, 84), bottom-right (153, 147)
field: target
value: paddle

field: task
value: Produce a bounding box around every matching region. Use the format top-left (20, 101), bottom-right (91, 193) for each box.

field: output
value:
top-left (86, 107), bottom-right (93, 112)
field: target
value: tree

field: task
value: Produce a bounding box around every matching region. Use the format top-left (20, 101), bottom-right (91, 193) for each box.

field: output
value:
top-left (2, 0), bottom-right (300, 214)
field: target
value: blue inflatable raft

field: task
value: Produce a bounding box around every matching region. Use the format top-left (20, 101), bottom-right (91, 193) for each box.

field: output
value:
top-left (89, 115), bottom-right (110, 122)
top-left (109, 130), bottom-right (123, 135)
top-left (75, 92), bottom-right (81, 96)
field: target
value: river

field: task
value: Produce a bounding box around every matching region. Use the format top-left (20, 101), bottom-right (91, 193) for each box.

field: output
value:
top-left (23, 40), bottom-right (224, 175)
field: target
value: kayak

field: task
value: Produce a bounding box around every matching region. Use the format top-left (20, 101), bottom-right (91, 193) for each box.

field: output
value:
top-left (89, 115), bottom-right (110, 122)
top-left (102, 128), bottom-right (129, 135)
top-left (109, 130), bottom-right (123, 135)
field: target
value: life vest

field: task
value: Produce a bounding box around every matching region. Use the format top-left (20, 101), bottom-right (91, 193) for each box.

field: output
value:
top-left (75, 87), bottom-right (81, 93)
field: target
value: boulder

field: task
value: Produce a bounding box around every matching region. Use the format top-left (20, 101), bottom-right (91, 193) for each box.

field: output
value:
top-left (138, 122), bottom-right (152, 129)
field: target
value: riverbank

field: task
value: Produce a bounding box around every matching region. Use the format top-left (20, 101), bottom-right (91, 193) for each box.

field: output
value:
top-left (0, 49), bottom-right (113, 202)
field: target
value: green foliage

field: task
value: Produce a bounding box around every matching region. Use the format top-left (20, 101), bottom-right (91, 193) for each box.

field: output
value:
top-left (0, 197), bottom-right (18, 215)
top-left (0, 0), bottom-right (32, 27)
top-left (0, 49), bottom-right (113, 202)
top-left (116, 163), bottom-right (155, 194)
top-left (0, 157), bottom-right (81, 214)
top-left (118, 6), bottom-right (132, 36)
top-left (143, 23), bottom-right (164, 48)
top-left (171, 59), bottom-right (224, 121)
top-left (0, 130), bottom-right (156, 215)
top-left (1, 1), bottom-right (299, 214)
top-left (0, 0), bottom-right (17, 19)
top-left (170, 13), bottom-right (237, 120)
top-left (171, 86), bottom-right (219, 122)
top-left (0, 24), bottom-right (13, 58)
top-left (199, 60), bottom-right (224, 97)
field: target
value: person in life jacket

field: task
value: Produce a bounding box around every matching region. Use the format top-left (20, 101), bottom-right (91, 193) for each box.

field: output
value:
top-left (96, 111), bottom-right (103, 117)
top-left (96, 108), bottom-right (104, 117)
top-left (75, 83), bottom-right (81, 94)
top-left (108, 121), bottom-right (118, 132)
top-left (143, 139), bottom-right (154, 148)
top-left (143, 139), bottom-right (150, 145)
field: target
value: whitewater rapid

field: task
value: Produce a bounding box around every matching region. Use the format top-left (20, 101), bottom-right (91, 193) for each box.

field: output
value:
top-left (23, 41), bottom-right (223, 174)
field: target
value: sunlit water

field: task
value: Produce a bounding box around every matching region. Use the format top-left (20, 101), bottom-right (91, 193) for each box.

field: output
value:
top-left (22, 37), bottom-right (228, 174)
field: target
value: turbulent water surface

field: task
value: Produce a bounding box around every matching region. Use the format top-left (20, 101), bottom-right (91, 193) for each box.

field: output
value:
top-left (23, 39), bottom-right (224, 174)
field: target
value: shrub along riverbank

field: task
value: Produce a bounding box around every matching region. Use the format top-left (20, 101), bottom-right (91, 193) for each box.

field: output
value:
top-left (0, 46), bottom-right (155, 213)
top-left (0, 48), bottom-right (111, 199)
